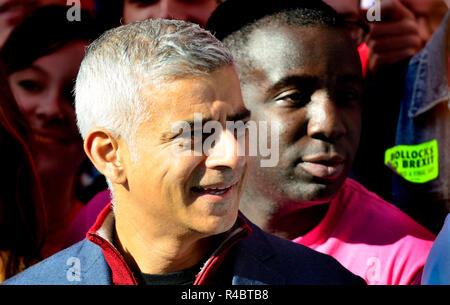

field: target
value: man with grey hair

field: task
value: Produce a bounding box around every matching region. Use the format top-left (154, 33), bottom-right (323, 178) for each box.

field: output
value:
top-left (3, 18), bottom-right (364, 286)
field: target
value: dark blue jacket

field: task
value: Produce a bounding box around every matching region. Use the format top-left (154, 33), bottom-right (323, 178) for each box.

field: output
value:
top-left (3, 212), bottom-right (364, 285)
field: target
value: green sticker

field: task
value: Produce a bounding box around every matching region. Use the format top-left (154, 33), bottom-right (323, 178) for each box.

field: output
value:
top-left (384, 139), bottom-right (439, 183)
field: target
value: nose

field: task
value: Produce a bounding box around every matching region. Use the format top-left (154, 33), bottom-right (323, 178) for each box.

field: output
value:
top-left (307, 91), bottom-right (346, 142)
top-left (35, 91), bottom-right (65, 121)
top-left (205, 129), bottom-right (246, 170)
top-left (154, 0), bottom-right (184, 20)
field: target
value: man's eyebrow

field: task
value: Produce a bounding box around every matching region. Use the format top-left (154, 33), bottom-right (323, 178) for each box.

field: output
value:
top-left (160, 108), bottom-right (252, 141)
top-left (268, 73), bottom-right (363, 94)
top-left (182, 108), bottom-right (252, 128)
top-left (268, 75), bottom-right (319, 95)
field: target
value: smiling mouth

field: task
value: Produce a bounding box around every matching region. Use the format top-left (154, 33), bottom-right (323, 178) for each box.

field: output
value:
top-left (191, 181), bottom-right (239, 196)
top-left (33, 130), bottom-right (72, 145)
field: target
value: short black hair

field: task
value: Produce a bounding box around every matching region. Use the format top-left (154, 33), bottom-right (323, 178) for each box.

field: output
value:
top-left (205, 0), bottom-right (345, 83)
top-left (1, 5), bottom-right (101, 74)
top-left (206, 0), bottom-right (343, 41)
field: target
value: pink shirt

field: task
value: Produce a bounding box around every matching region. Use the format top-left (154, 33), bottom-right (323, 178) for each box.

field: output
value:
top-left (64, 190), bottom-right (111, 248)
top-left (293, 178), bottom-right (435, 285)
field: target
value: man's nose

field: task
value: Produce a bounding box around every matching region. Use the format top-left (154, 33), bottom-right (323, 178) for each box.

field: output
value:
top-left (306, 92), bottom-right (346, 141)
top-left (204, 129), bottom-right (246, 170)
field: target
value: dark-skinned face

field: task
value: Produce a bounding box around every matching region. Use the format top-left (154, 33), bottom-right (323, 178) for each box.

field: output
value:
top-left (240, 25), bottom-right (363, 208)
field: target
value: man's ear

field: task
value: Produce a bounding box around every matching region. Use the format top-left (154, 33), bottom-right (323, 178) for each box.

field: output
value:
top-left (84, 128), bottom-right (127, 185)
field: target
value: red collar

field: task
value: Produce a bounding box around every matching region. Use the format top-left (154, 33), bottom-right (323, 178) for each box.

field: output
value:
top-left (86, 203), bottom-right (252, 285)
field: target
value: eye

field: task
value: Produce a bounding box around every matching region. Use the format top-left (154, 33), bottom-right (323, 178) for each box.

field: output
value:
top-left (175, 128), bottom-right (210, 144)
top-left (17, 80), bottom-right (43, 93)
top-left (128, 0), bottom-right (158, 6)
top-left (336, 88), bottom-right (362, 106)
top-left (274, 89), bottom-right (309, 107)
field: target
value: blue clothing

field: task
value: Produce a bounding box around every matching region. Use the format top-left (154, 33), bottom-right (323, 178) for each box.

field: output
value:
top-left (2, 216), bottom-right (364, 285)
top-left (392, 12), bottom-right (450, 232)
top-left (422, 214), bottom-right (450, 284)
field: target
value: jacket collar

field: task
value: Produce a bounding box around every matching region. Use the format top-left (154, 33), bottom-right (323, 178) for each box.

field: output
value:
top-left (230, 213), bottom-right (286, 285)
top-left (86, 203), bottom-right (252, 285)
top-left (408, 11), bottom-right (450, 118)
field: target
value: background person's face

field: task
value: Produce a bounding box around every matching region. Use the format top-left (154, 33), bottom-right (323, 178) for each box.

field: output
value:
top-left (8, 40), bottom-right (87, 178)
top-left (0, 0), bottom-right (35, 47)
top-left (123, 0), bottom-right (217, 27)
top-left (0, 1), bottom-right (94, 48)
top-left (400, 0), bottom-right (449, 47)
top-left (240, 25), bottom-right (362, 206)
top-left (323, 0), bottom-right (367, 45)
top-left (121, 66), bottom-right (251, 236)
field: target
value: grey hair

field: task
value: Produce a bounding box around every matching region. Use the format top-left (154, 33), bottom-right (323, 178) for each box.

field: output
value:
top-left (75, 19), bottom-right (234, 200)
top-left (222, 8), bottom-right (341, 84)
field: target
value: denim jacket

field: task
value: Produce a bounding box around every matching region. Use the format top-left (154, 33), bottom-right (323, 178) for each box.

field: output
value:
top-left (422, 214), bottom-right (450, 284)
top-left (393, 12), bottom-right (450, 209)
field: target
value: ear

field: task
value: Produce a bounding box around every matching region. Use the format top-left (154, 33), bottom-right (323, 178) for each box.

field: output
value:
top-left (84, 128), bottom-right (127, 185)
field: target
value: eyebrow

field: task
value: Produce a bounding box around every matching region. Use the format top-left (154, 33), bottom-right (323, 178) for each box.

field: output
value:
top-left (268, 73), bottom-right (363, 94)
top-left (160, 108), bottom-right (252, 141)
top-left (25, 65), bottom-right (48, 76)
top-left (267, 75), bottom-right (319, 96)
top-left (184, 108), bottom-right (252, 128)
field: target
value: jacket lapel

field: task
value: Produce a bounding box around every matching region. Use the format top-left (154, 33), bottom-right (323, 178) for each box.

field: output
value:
top-left (231, 216), bottom-right (286, 285)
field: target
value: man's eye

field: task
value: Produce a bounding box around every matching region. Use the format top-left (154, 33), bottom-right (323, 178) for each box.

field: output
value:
top-left (176, 129), bottom-right (212, 141)
top-left (336, 89), bottom-right (361, 105)
top-left (274, 90), bottom-right (309, 107)
top-left (18, 80), bottom-right (42, 92)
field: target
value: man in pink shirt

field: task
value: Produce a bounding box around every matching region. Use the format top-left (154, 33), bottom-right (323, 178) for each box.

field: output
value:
top-left (206, 0), bottom-right (435, 285)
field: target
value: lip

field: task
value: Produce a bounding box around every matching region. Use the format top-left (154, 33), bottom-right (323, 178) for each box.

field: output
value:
top-left (298, 153), bottom-right (346, 180)
top-left (191, 179), bottom-right (240, 202)
top-left (302, 153), bottom-right (345, 164)
top-left (33, 129), bottom-right (72, 145)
